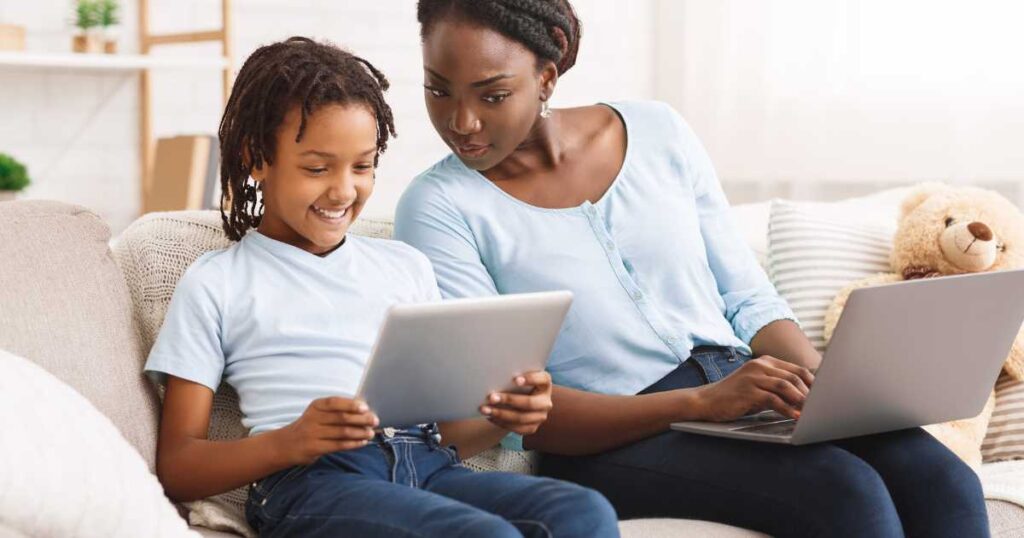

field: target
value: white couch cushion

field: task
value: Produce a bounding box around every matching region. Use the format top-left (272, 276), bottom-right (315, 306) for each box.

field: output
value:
top-left (0, 349), bottom-right (197, 537)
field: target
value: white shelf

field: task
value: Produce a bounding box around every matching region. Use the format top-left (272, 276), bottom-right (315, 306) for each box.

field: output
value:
top-left (0, 52), bottom-right (228, 72)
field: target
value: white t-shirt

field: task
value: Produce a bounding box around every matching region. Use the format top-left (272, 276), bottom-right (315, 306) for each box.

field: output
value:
top-left (144, 230), bottom-right (441, 435)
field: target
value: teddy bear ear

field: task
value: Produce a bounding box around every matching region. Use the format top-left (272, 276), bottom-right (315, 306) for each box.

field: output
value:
top-left (900, 182), bottom-right (948, 219)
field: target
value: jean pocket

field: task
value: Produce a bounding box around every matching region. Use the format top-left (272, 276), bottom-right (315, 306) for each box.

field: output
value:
top-left (252, 464), bottom-right (309, 511)
top-left (443, 445), bottom-right (461, 465)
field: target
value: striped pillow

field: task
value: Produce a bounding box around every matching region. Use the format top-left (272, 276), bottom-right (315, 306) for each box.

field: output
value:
top-left (767, 200), bottom-right (897, 352)
top-left (983, 374), bottom-right (1024, 462)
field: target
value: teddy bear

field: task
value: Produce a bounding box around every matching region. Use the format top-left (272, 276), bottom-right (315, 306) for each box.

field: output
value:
top-left (823, 182), bottom-right (1024, 468)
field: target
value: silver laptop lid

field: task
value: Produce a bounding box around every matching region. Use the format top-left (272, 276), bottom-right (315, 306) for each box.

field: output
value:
top-left (792, 269), bottom-right (1024, 443)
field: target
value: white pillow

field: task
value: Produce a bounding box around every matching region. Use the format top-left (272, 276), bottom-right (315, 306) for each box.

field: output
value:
top-left (767, 194), bottom-right (905, 352)
top-left (0, 349), bottom-right (198, 538)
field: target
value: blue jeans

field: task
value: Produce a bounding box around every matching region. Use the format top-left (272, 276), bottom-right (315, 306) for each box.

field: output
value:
top-left (539, 346), bottom-right (990, 538)
top-left (245, 424), bottom-right (619, 537)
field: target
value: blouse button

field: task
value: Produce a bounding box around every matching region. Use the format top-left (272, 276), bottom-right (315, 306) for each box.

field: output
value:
top-left (632, 290), bottom-right (643, 300)
top-left (606, 240), bottom-right (614, 250)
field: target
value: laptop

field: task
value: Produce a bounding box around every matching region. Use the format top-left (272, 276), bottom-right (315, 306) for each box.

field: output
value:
top-left (671, 269), bottom-right (1024, 444)
top-left (356, 290), bottom-right (572, 428)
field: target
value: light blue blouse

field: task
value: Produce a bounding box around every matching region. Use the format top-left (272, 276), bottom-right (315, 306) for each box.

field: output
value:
top-left (395, 100), bottom-right (797, 406)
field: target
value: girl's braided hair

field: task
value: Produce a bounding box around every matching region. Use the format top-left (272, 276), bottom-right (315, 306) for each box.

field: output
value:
top-left (218, 36), bottom-right (396, 241)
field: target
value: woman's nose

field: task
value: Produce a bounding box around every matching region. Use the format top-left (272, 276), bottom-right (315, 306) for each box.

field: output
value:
top-left (448, 103), bottom-right (481, 135)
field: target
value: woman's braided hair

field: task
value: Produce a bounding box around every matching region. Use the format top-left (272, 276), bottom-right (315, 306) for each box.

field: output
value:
top-left (218, 36), bottom-right (396, 241)
top-left (417, 0), bottom-right (582, 75)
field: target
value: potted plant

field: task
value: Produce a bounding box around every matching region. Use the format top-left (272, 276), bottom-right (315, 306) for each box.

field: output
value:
top-left (71, 0), bottom-right (102, 54)
top-left (0, 153), bottom-right (30, 202)
top-left (98, 0), bottom-right (120, 54)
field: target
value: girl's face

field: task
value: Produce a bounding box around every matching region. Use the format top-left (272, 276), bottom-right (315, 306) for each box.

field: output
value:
top-left (421, 19), bottom-right (556, 172)
top-left (253, 103), bottom-right (378, 255)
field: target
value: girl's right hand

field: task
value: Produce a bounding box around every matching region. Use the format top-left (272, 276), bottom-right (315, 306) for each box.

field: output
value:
top-left (276, 397), bottom-right (379, 466)
top-left (693, 355), bottom-right (815, 422)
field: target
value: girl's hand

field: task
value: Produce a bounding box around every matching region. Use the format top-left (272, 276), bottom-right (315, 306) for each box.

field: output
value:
top-left (693, 355), bottom-right (815, 422)
top-left (480, 371), bottom-right (554, 435)
top-left (276, 397), bottom-right (379, 466)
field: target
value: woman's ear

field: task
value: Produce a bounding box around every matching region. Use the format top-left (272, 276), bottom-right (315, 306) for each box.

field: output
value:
top-left (539, 62), bottom-right (558, 102)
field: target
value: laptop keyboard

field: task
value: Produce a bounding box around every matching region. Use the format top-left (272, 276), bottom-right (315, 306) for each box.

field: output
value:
top-left (731, 419), bottom-right (797, 436)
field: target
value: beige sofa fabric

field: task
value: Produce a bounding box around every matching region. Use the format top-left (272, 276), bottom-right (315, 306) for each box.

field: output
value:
top-left (0, 200), bottom-right (160, 471)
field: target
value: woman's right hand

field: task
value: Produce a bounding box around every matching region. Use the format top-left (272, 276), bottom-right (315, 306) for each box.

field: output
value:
top-left (275, 397), bottom-right (379, 466)
top-left (693, 355), bottom-right (815, 422)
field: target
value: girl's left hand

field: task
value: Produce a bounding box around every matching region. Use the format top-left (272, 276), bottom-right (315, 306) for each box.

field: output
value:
top-left (479, 371), bottom-right (553, 435)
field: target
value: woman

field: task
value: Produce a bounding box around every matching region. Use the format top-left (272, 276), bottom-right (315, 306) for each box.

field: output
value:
top-left (395, 1), bottom-right (989, 536)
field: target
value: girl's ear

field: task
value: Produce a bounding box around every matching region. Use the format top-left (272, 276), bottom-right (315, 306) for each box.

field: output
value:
top-left (241, 144), bottom-right (265, 182)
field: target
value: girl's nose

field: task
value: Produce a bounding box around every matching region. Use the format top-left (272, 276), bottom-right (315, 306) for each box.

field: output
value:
top-left (327, 177), bottom-right (358, 205)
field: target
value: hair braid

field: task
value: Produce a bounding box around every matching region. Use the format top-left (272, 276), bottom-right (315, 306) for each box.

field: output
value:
top-left (418, 0), bottom-right (582, 75)
top-left (218, 36), bottom-right (396, 241)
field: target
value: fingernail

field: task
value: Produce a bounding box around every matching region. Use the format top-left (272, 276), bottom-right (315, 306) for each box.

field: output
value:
top-left (357, 402), bottom-right (368, 412)
top-left (515, 376), bottom-right (525, 385)
top-left (481, 406), bottom-right (492, 415)
top-left (489, 393), bottom-right (500, 403)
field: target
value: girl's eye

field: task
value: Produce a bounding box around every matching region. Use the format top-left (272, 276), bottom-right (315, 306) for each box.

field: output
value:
top-left (355, 164), bottom-right (374, 173)
top-left (425, 86), bottom-right (448, 98)
top-left (304, 167), bottom-right (327, 175)
top-left (944, 217), bottom-right (955, 227)
top-left (483, 93), bottom-right (510, 104)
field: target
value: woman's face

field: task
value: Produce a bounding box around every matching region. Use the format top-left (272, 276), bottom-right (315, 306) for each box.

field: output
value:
top-left (421, 19), bottom-right (556, 171)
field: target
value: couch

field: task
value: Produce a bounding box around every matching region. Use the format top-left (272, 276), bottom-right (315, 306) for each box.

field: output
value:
top-left (2, 196), bottom-right (1023, 537)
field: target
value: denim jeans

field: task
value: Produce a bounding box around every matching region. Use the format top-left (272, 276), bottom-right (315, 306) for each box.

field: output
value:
top-left (245, 423), bottom-right (619, 537)
top-left (539, 346), bottom-right (990, 538)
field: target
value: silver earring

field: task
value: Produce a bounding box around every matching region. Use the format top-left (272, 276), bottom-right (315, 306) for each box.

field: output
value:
top-left (540, 100), bottom-right (552, 119)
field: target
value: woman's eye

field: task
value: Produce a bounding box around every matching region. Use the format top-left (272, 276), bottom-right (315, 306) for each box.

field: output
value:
top-left (425, 87), bottom-right (447, 98)
top-left (944, 217), bottom-right (955, 227)
top-left (483, 93), bottom-right (510, 104)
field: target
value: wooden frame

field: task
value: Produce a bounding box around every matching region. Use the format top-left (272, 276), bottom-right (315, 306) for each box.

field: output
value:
top-left (138, 0), bottom-right (232, 208)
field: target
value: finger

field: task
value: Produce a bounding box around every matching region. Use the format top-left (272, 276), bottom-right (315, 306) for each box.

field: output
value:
top-left (485, 392), bottom-right (553, 412)
top-left (319, 425), bottom-right (376, 441)
top-left (762, 367), bottom-right (810, 397)
top-left (752, 356), bottom-right (815, 388)
top-left (314, 396), bottom-right (369, 414)
top-left (318, 412), bottom-right (380, 428)
top-left (753, 375), bottom-right (806, 408)
top-left (482, 406), bottom-right (549, 425)
top-left (516, 371), bottom-right (552, 390)
top-left (758, 390), bottom-right (802, 420)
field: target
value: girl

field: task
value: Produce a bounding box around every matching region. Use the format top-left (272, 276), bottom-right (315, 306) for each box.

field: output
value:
top-left (145, 36), bottom-right (618, 538)
top-left (394, 2), bottom-right (990, 537)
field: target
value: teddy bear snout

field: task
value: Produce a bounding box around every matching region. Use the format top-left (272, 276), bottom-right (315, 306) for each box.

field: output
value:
top-left (939, 220), bottom-right (999, 272)
top-left (968, 221), bottom-right (993, 241)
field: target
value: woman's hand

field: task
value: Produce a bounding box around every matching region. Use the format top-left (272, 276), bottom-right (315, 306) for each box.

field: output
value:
top-left (480, 371), bottom-right (554, 435)
top-left (693, 355), bottom-right (815, 422)
top-left (275, 397), bottom-right (379, 466)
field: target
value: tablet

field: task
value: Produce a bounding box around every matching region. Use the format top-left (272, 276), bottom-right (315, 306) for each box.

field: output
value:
top-left (355, 290), bottom-right (573, 428)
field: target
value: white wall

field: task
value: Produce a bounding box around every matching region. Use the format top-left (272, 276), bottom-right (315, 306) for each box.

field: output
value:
top-left (657, 0), bottom-right (1024, 204)
top-left (0, 0), bottom-right (657, 234)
